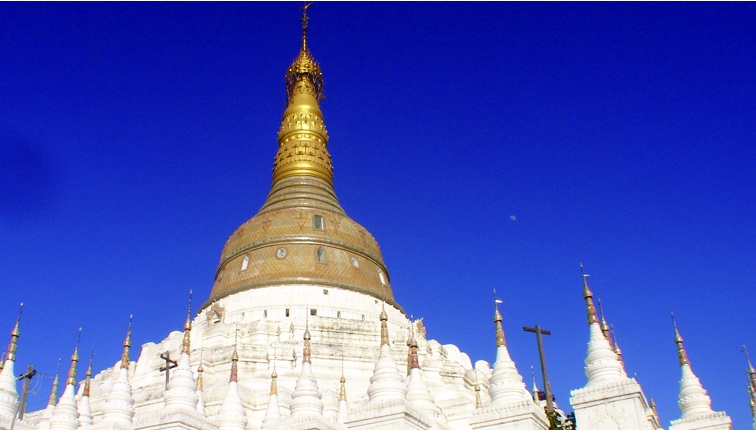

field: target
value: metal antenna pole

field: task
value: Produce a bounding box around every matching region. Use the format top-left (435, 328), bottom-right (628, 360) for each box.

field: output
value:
top-left (11, 364), bottom-right (36, 429)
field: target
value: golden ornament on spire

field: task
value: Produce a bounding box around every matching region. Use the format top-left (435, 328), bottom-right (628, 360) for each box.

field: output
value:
top-left (493, 289), bottom-right (506, 347)
top-left (597, 298), bottom-right (612, 342)
top-left (120, 315), bottom-right (133, 370)
top-left (671, 313), bottom-right (689, 366)
top-left (230, 346), bottom-right (239, 383)
top-left (270, 367), bottom-right (278, 396)
top-left (6, 303), bottom-right (22, 362)
top-left (48, 358), bottom-right (61, 407)
top-left (338, 370), bottom-right (347, 402)
top-left (66, 328), bottom-right (82, 386)
top-left (408, 325), bottom-right (420, 370)
top-left (273, 2), bottom-right (333, 187)
top-left (197, 349), bottom-right (204, 391)
top-left (744, 346), bottom-right (756, 409)
top-left (379, 303), bottom-right (389, 347)
top-left (181, 290), bottom-right (193, 355)
top-left (83, 347), bottom-right (94, 397)
top-left (581, 263), bottom-right (599, 325)
top-left (303, 314), bottom-right (312, 364)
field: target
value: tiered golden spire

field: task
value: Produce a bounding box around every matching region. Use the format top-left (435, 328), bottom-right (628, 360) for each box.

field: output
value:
top-left (610, 324), bottom-right (624, 365)
top-left (120, 315), bottom-right (133, 370)
top-left (408, 323), bottom-right (420, 370)
top-left (181, 290), bottom-right (193, 355)
top-left (339, 356), bottom-right (347, 402)
top-left (581, 263), bottom-right (599, 325)
top-left (474, 382), bottom-right (482, 409)
top-left (65, 328), bottom-right (82, 386)
top-left (6, 303), bottom-right (22, 362)
top-left (48, 358), bottom-right (61, 407)
top-left (197, 349), bottom-right (204, 392)
top-left (273, 2), bottom-right (333, 186)
top-left (493, 289), bottom-right (506, 347)
top-left (650, 397), bottom-right (660, 422)
top-left (303, 314), bottom-right (312, 364)
top-left (671, 313), bottom-right (689, 366)
top-left (83, 348), bottom-right (94, 397)
top-left (379, 303), bottom-right (389, 347)
top-left (230, 326), bottom-right (239, 383)
top-left (744, 346), bottom-right (756, 419)
top-left (597, 299), bottom-right (612, 342)
top-left (270, 367), bottom-right (278, 396)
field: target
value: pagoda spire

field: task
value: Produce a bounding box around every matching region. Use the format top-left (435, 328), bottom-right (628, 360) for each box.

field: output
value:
top-left (580, 264), bottom-right (625, 387)
top-left (744, 346), bottom-right (756, 429)
top-left (581, 263), bottom-right (599, 325)
top-left (77, 347), bottom-right (94, 427)
top-left (196, 349), bottom-right (205, 415)
top-left (367, 304), bottom-right (406, 404)
top-left (263, 360), bottom-right (281, 425)
top-left (37, 358), bottom-right (61, 429)
top-left (597, 298), bottom-right (612, 342)
top-left (101, 315), bottom-right (135, 429)
top-left (273, 2), bottom-right (333, 186)
top-left (290, 313), bottom-right (324, 417)
top-left (219, 330), bottom-right (247, 430)
top-left (669, 314), bottom-right (731, 428)
top-left (50, 328), bottom-right (82, 430)
top-left (337, 356), bottom-right (348, 423)
top-left (488, 291), bottom-right (529, 406)
top-left (0, 303), bottom-right (22, 419)
top-left (165, 290), bottom-right (199, 412)
top-left (405, 323), bottom-right (437, 415)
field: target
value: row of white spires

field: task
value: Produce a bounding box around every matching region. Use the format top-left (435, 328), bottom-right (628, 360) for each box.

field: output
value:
top-left (0, 272), bottom-right (753, 429)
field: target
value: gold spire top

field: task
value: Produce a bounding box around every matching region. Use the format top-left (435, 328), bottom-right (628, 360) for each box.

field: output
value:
top-left (744, 346), bottom-right (756, 399)
top-left (181, 290), bottom-right (193, 355)
top-left (303, 314), bottom-right (312, 364)
top-left (379, 303), bottom-right (389, 347)
top-left (197, 349), bottom-right (204, 391)
top-left (230, 346), bottom-right (239, 383)
top-left (230, 325), bottom-right (239, 382)
top-left (285, 2), bottom-right (323, 104)
top-left (120, 315), bottom-right (133, 370)
top-left (48, 358), bottom-right (61, 407)
top-left (408, 322), bottom-right (420, 370)
top-left (83, 347), bottom-right (93, 397)
top-left (493, 289), bottom-right (506, 347)
top-left (581, 263), bottom-right (599, 325)
top-left (270, 362), bottom-right (278, 396)
top-left (339, 357), bottom-right (347, 402)
top-left (650, 396), bottom-right (660, 421)
top-left (610, 324), bottom-right (624, 364)
top-left (273, 3), bottom-right (333, 186)
top-left (473, 368), bottom-right (483, 409)
top-left (6, 303), bottom-right (22, 362)
top-left (66, 328), bottom-right (82, 386)
top-left (597, 298), bottom-right (612, 342)
top-left (671, 313), bottom-right (690, 366)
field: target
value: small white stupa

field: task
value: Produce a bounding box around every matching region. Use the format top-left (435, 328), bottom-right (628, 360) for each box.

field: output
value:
top-left (669, 315), bottom-right (732, 430)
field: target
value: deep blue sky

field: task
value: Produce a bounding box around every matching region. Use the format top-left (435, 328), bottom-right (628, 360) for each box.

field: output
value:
top-left (1, 2), bottom-right (754, 427)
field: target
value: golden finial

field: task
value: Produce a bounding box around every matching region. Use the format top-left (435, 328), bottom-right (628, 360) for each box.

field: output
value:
top-left (181, 290), bottom-right (192, 355)
top-left (379, 303), bottom-right (389, 346)
top-left (597, 298), bottom-right (612, 342)
top-left (581, 263), bottom-right (599, 325)
top-left (48, 358), bottom-right (61, 407)
top-left (83, 347), bottom-right (94, 397)
top-left (339, 353), bottom-right (346, 402)
top-left (6, 302), bottom-right (22, 362)
top-left (610, 324), bottom-right (624, 364)
top-left (274, 3), bottom-right (332, 186)
top-left (230, 327), bottom-right (239, 383)
top-left (65, 328), bottom-right (82, 386)
top-left (285, 2), bottom-right (323, 104)
top-left (650, 396), bottom-right (660, 420)
top-left (474, 370), bottom-right (482, 409)
top-left (671, 313), bottom-right (689, 366)
top-left (197, 348), bottom-right (204, 391)
top-left (493, 289), bottom-right (506, 347)
top-left (303, 312), bottom-right (312, 364)
top-left (121, 315), bottom-right (133, 370)
top-left (744, 346), bottom-right (756, 400)
top-left (408, 321), bottom-right (420, 370)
